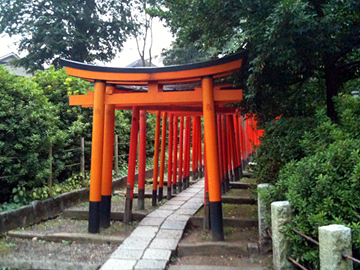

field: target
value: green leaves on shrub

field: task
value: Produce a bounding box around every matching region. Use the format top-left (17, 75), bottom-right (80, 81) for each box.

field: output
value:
top-left (254, 116), bottom-right (317, 184)
top-left (262, 94), bottom-right (360, 269)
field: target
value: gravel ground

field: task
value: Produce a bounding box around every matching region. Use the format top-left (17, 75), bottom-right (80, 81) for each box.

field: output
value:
top-left (0, 236), bottom-right (117, 266)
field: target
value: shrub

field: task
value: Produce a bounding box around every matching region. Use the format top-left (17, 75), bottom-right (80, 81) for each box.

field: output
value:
top-left (0, 66), bottom-right (58, 202)
top-left (254, 116), bottom-right (317, 184)
top-left (263, 94), bottom-right (360, 269)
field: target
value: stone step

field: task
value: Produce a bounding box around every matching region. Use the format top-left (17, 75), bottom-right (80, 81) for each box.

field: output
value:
top-left (8, 231), bottom-right (124, 245)
top-left (222, 196), bottom-right (257, 205)
top-left (62, 210), bottom-right (257, 228)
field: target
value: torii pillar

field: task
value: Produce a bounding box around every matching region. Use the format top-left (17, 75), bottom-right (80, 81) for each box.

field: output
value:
top-left (202, 76), bottom-right (224, 240)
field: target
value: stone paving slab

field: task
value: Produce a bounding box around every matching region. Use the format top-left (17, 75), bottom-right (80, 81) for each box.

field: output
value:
top-left (161, 220), bottom-right (187, 230)
top-left (181, 202), bottom-right (202, 209)
top-left (134, 259), bottom-right (168, 269)
top-left (147, 210), bottom-right (174, 218)
top-left (173, 208), bottom-right (199, 216)
top-left (164, 200), bottom-right (186, 205)
top-left (159, 204), bottom-right (181, 210)
top-left (121, 236), bottom-right (153, 250)
top-left (156, 229), bottom-right (183, 239)
top-left (101, 259), bottom-right (137, 270)
top-left (149, 238), bottom-right (179, 250)
top-left (166, 214), bottom-right (191, 222)
top-left (130, 226), bottom-right (159, 238)
top-left (111, 248), bottom-right (145, 260)
top-left (101, 178), bottom-right (205, 270)
top-left (142, 249), bottom-right (172, 261)
top-left (139, 217), bottom-right (166, 227)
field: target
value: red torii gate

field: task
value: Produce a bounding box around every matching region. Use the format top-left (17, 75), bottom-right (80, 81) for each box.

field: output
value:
top-left (61, 53), bottom-right (250, 240)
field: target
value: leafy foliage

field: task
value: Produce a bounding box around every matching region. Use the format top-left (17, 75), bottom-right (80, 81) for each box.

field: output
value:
top-left (0, 66), bottom-right (58, 202)
top-left (162, 42), bottom-right (215, 66)
top-left (0, 0), bottom-right (135, 71)
top-left (254, 116), bottom-right (317, 184)
top-left (262, 94), bottom-right (360, 269)
top-left (154, 0), bottom-right (360, 124)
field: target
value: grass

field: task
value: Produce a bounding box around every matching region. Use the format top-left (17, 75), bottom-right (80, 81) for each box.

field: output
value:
top-left (0, 237), bottom-right (15, 254)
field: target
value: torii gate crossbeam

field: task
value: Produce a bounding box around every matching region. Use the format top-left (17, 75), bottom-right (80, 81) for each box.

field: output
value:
top-left (61, 52), bottom-right (247, 241)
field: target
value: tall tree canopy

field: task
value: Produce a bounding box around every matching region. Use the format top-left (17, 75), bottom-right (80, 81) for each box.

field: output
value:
top-left (0, 0), bottom-right (135, 72)
top-left (154, 0), bottom-right (360, 124)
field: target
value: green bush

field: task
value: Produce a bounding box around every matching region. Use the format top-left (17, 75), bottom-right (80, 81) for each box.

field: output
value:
top-left (263, 94), bottom-right (360, 269)
top-left (254, 116), bottom-right (317, 184)
top-left (0, 66), bottom-right (58, 202)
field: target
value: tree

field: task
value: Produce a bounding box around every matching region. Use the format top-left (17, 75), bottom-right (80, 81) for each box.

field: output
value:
top-left (0, 0), bottom-right (135, 72)
top-left (162, 42), bottom-right (214, 66)
top-left (131, 0), bottom-right (159, 67)
top-left (154, 0), bottom-right (360, 124)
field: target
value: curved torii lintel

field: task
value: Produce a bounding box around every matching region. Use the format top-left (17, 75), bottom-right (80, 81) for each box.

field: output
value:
top-left (60, 52), bottom-right (247, 84)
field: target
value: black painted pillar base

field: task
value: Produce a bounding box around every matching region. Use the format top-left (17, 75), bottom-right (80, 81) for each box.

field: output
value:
top-left (172, 184), bottom-right (177, 194)
top-left (193, 169), bottom-right (198, 181)
top-left (238, 165), bottom-right (243, 179)
top-left (167, 186), bottom-right (172, 200)
top-left (100, 195), bottom-right (111, 229)
top-left (220, 181), bottom-right (225, 195)
top-left (210, 201), bottom-right (224, 241)
top-left (199, 167), bottom-right (203, 178)
top-left (152, 190), bottom-right (157, 207)
top-left (178, 181), bottom-right (183, 193)
top-left (124, 198), bottom-right (132, 224)
top-left (182, 178), bottom-right (187, 190)
top-left (225, 178), bottom-right (230, 193)
top-left (137, 189), bottom-right (145, 210)
top-left (158, 187), bottom-right (163, 202)
top-left (204, 192), bottom-right (210, 230)
top-left (88, 201), bottom-right (101, 233)
top-left (186, 176), bottom-right (190, 188)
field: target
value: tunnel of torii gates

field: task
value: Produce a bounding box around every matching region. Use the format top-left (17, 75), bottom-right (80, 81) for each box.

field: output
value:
top-left (60, 52), bottom-right (263, 241)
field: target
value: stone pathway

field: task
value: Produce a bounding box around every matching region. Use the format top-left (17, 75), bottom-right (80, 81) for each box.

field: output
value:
top-left (100, 179), bottom-right (205, 270)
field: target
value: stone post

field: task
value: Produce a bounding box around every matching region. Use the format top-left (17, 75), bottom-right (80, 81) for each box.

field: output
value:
top-left (258, 183), bottom-right (272, 254)
top-left (271, 201), bottom-right (294, 270)
top-left (319, 225), bottom-right (353, 270)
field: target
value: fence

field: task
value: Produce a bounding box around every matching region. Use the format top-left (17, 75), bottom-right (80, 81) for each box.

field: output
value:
top-left (257, 184), bottom-right (360, 270)
top-left (1, 134), bottom-right (155, 196)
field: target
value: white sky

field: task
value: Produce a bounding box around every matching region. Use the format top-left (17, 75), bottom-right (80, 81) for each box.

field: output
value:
top-left (0, 18), bottom-right (174, 67)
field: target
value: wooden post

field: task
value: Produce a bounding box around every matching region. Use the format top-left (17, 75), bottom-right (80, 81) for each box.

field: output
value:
top-left (221, 115), bottom-right (228, 194)
top-left (202, 76), bottom-right (224, 241)
top-left (114, 135), bottom-right (119, 177)
top-left (192, 117), bottom-right (198, 181)
top-left (152, 111), bottom-right (161, 206)
top-left (80, 137), bottom-right (85, 184)
top-left (48, 144), bottom-right (53, 196)
top-left (138, 110), bottom-right (147, 210)
top-left (100, 90), bottom-right (116, 229)
top-left (158, 111), bottom-right (167, 202)
top-left (198, 118), bottom-right (203, 178)
top-left (184, 116), bottom-right (191, 189)
top-left (233, 114), bottom-right (243, 179)
top-left (216, 115), bottom-right (224, 192)
top-left (172, 117), bottom-right (179, 193)
top-left (167, 114), bottom-right (173, 200)
top-left (88, 80), bottom-right (106, 234)
top-left (124, 107), bottom-right (139, 224)
top-left (178, 117), bottom-right (184, 192)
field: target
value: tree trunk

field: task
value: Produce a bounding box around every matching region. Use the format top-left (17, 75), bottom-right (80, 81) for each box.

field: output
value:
top-left (324, 56), bottom-right (339, 124)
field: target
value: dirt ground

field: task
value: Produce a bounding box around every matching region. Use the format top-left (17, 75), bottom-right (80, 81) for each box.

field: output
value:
top-left (181, 224), bottom-right (258, 243)
top-left (168, 255), bottom-right (272, 269)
